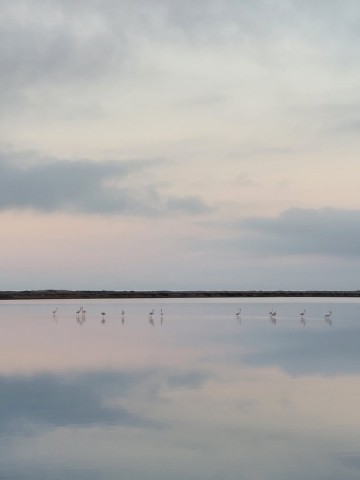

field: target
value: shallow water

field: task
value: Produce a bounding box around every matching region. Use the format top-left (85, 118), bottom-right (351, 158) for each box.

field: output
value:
top-left (1, 298), bottom-right (360, 479)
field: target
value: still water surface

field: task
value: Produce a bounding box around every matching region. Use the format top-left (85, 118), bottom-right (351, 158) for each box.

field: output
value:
top-left (1, 298), bottom-right (360, 479)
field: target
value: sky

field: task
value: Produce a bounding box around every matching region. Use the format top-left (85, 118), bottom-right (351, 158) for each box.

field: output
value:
top-left (1, 0), bottom-right (360, 291)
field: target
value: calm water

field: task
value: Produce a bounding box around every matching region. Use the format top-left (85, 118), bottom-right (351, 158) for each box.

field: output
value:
top-left (1, 298), bottom-right (360, 479)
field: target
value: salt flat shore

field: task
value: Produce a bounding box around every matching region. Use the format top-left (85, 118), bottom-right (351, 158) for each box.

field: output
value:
top-left (1, 290), bottom-right (360, 300)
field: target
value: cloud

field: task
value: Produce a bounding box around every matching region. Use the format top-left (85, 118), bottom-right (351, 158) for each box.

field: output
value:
top-left (0, 152), bottom-right (210, 216)
top-left (242, 327), bottom-right (360, 377)
top-left (239, 208), bottom-right (360, 257)
top-left (0, 368), bottom-right (209, 435)
top-left (0, 370), bottom-right (154, 432)
top-left (2, 0), bottom-right (358, 93)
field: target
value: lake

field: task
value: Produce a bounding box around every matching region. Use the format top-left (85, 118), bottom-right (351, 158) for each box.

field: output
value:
top-left (1, 297), bottom-right (360, 479)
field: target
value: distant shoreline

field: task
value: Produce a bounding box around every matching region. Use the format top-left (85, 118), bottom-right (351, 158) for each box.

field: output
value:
top-left (1, 290), bottom-right (360, 300)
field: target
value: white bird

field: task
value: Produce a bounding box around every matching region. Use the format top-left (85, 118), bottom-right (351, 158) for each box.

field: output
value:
top-left (300, 309), bottom-right (306, 317)
top-left (269, 309), bottom-right (277, 324)
top-left (324, 310), bottom-right (332, 325)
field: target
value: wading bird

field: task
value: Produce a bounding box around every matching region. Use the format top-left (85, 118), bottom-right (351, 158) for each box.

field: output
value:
top-left (324, 310), bottom-right (332, 325)
top-left (269, 309), bottom-right (277, 324)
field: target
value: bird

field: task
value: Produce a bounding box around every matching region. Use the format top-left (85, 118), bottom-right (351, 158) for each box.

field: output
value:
top-left (324, 310), bottom-right (332, 325)
top-left (52, 308), bottom-right (58, 316)
top-left (269, 309), bottom-right (277, 324)
top-left (235, 308), bottom-right (241, 317)
top-left (101, 312), bottom-right (106, 324)
top-left (300, 309), bottom-right (306, 317)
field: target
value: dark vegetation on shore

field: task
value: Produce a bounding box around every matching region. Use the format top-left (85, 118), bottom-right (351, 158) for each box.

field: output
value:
top-left (1, 290), bottom-right (360, 300)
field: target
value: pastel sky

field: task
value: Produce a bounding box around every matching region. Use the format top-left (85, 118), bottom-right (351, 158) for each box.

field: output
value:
top-left (1, 0), bottom-right (360, 290)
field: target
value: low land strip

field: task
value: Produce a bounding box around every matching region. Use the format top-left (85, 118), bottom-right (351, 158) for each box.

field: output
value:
top-left (1, 290), bottom-right (360, 300)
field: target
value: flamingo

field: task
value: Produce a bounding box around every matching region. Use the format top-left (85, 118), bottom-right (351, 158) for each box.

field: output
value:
top-left (235, 308), bottom-right (241, 317)
top-left (324, 310), bottom-right (332, 325)
top-left (101, 312), bottom-right (106, 324)
top-left (270, 309), bottom-right (277, 324)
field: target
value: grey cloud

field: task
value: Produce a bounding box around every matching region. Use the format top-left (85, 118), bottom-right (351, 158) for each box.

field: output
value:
top-left (0, 466), bottom-right (105, 480)
top-left (0, 1), bottom-right (127, 88)
top-left (2, 0), bottom-right (358, 90)
top-left (0, 153), bottom-right (210, 216)
top-left (291, 103), bottom-right (360, 137)
top-left (333, 118), bottom-right (360, 134)
top-left (0, 370), bottom-right (155, 432)
top-left (239, 208), bottom-right (360, 257)
top-left (0, 0), bottom-right (358, 133)
top-left (0, 368), bottom-right (209, 435)
top-left (242, 327), bottom-right (360, 377)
